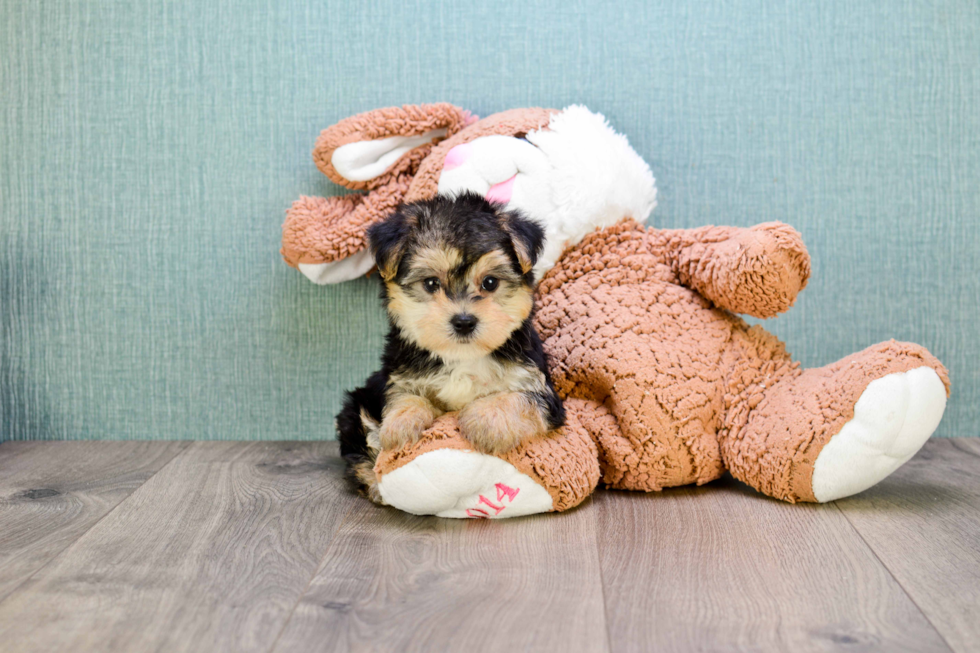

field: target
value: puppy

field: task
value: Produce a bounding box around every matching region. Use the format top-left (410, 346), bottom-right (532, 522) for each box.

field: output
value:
top-left (336, 192), bottom-right (565, 503)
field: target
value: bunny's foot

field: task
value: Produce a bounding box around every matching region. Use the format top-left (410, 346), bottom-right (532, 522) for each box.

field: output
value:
top-left (721, 340), bottom-right (949, 503)
top-left (811, 365), bottom-right (946, 502)
top-left (375, 412), bottom-right (600, 518)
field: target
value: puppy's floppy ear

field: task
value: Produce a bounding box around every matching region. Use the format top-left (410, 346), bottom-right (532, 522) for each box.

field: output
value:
top-left (367, 210), bottom-right (412, 281)
top-left (499, 210), bottom-right (545, 275)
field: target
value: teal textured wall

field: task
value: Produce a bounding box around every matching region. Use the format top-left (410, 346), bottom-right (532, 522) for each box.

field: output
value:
top-left (1, 0), bottom-right (977, 441)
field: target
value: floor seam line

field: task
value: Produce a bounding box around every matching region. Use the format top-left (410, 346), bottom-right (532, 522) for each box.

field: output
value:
top-left (593, 493), bottom-right (616, 653)
top-left (832, 501), bottom-right (957, 653)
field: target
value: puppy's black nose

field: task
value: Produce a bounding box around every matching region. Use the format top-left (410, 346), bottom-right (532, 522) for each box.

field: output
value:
top-left (451, 313), bottom-right (478, 336)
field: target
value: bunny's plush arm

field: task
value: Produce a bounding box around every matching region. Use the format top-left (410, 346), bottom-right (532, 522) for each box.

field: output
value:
top-left (653, 222), bottom-right (811, 319)
top-left (281, 104), bottom-right (473, 283)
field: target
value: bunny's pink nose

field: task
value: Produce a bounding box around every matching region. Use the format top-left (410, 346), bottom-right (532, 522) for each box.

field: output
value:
top-left (486, 174), bottom-right (516, 205)
top-left (443, 143), bottom-right (473, 171)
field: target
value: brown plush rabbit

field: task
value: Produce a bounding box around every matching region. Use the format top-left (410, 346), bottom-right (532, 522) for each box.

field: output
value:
top-left (282, 104), bottom-right (948, 518)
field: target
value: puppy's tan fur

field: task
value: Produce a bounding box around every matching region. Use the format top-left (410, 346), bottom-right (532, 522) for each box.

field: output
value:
top-left (382, 247), bottom-right (547, 452)
top-left (384, 249), bottom-right (532, 363)
top-left (348, 194), bottom-right (564, 470)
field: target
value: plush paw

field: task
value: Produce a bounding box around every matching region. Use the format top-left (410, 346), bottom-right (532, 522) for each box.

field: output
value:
top-left (458, 393), bottom-right (548, 455)
top-left (811, 366), bottom-right (947, 502)
top-left (377, 449), bottom-right (554, 518)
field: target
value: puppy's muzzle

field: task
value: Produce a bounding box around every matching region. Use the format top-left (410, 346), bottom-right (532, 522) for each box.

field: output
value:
top-left (450, 313), bottom-right (478, 336)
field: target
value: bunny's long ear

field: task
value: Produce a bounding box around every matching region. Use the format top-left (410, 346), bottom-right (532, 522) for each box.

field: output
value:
top-left (281, 174), bottom-right (410, 284)
top-left (314, 104), bottom-right (473, 191)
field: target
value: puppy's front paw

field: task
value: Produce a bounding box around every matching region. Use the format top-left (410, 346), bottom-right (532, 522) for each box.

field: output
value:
top-left (458, 393), bottom-right (548, 455)
top-left (378, 420), bottom-right (422, 451)
top-left (379, 396), bottom-right (439, 451)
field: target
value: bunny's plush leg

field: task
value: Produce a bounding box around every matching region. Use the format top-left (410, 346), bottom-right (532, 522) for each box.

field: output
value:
top-left (719, 329), bottom-right (949, 503)
top-left (567, 399), bottom-right (644, 490)
top-left (372, 409), bottom-right (599, 518)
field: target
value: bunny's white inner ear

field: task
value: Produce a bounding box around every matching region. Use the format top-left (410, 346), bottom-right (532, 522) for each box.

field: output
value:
top-left (331, 128), bottom-right (447, 182)
top-left (298, 248), bottom-right (375, 284)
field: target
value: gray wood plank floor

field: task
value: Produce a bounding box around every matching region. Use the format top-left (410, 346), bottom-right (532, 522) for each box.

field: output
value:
top-left (0, 439), bottom-right (977, 653)
top-left (837, 439), bottom-right (980, 653)
top-left (597, 481), bottom-right (950, 652)
top-left (0, 441), bottom-right (189, 602)
top-left (273, 496), bottom-right (609, 653)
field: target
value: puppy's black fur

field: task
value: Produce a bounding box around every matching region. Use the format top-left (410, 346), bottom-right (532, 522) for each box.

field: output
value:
top-left (336, 193), bottom-right (564, 500)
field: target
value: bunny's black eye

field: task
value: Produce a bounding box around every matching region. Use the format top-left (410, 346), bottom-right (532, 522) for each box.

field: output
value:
top-left (481, 276), bottom-right (499, 292)
top-left (422, 277), bottom-right (440, 294)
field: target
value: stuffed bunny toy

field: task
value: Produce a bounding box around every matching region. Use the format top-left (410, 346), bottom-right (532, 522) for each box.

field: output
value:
top-left (282, 103), bottom-right (949, 518)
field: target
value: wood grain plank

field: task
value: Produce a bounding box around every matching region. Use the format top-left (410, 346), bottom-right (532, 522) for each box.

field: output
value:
top-left (0, 441), bottom-right (356, 653)
top-left (272, 496), bottom-right (609, 653)
top-left (836, 438), bottom-right (980, 653)
top-left (0, 441), bottom-right (188, 601)
top-left (596, 477), bottom-right (951, 653)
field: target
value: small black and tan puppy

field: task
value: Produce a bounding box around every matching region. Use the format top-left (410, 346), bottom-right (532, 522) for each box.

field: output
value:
top-left (336, 192), bottom-right (565, 502)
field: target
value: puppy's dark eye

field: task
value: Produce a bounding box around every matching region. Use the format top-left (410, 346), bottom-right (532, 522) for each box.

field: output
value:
top-left (422, 277), bottom-right (440, 293)
top-left (481, 276), bottom-right (499, 292)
